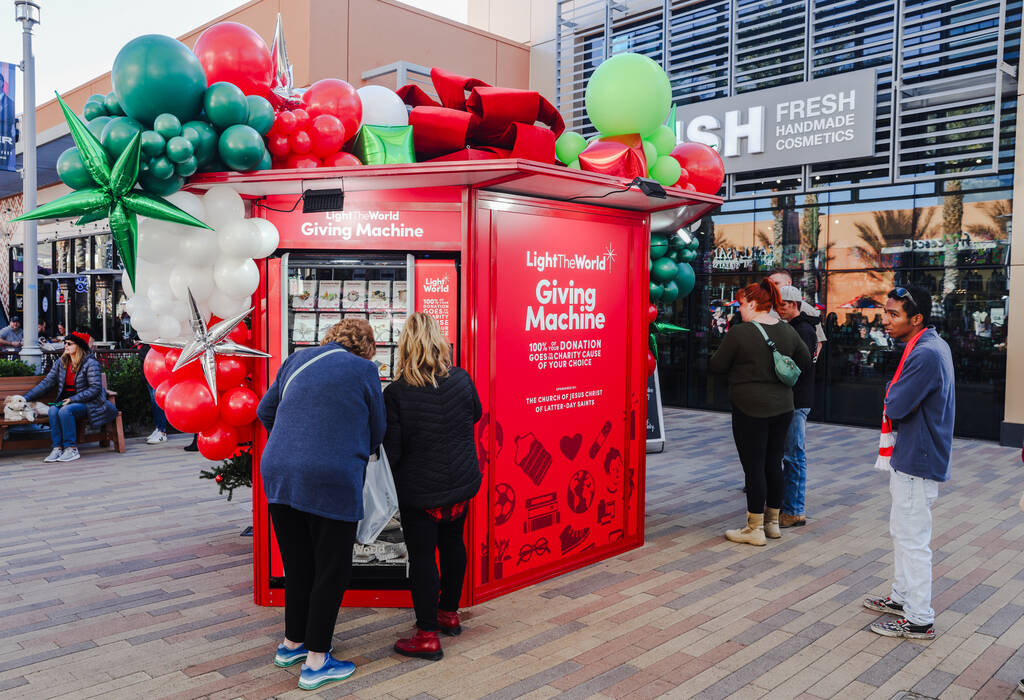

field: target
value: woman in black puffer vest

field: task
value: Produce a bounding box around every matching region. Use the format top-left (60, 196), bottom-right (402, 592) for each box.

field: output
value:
top-left (383, 313), bottom-right (481, 661)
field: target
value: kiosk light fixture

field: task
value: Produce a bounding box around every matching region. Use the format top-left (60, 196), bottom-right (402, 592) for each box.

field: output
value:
top-left (302, 188), bottom-right (345, 213)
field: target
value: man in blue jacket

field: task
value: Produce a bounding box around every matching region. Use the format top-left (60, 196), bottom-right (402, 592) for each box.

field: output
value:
top-left (864, 285), bottom-right (954, 640)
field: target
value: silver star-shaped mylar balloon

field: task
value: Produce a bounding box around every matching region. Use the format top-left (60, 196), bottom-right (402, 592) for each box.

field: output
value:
top-left (155, 289), bottom-right (271, 402)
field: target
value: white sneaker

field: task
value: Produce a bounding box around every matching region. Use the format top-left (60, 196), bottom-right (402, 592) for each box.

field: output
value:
top-left (56, 447), bottom-right (80, 462)
top-left (43, 447), bottom-right (63, 462)
top-left (146, 430), bottom-right (168, 444)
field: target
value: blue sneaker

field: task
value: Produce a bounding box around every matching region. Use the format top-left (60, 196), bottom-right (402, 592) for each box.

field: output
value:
top-left (298, 655), bottom-right (356, 691)
top-left (274, 642), bottom-right (308, 667)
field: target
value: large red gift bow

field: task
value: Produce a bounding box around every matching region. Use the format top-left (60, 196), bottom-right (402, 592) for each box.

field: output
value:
top-left (396, 67), bottom-right (564, 162)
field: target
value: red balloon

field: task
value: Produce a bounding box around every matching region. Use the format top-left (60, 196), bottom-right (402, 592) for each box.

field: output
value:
top-left (143, 347), bottom-right (169, 388)
top-left (291, 108), bottom-right (310, 131)
top-left (198, 421), bottom-right (241, 461)
top-left (669, 143), bottom-right (724, 195)
top-left (289, 129), bottom-right (312, 155)
top-left (309, 115), bottom-right (346, 158)
top-left (193, 22), bottom-right (274, 98)
top-left (272, 110), bottom-right (298, 136)
top-left (154, 378), bottom-right (173, 410)
top-left (674, 166), bottom-right (690, 189)
top-left (301, 79), bottom-right (362, 144)
top-left (285, 153), bottom-right (322, 169)
top-left (323, 151), bottom-right (362, 167)
top-left (164, 348), bottom-right (203, 382)
top-left (647, 304), bottom-right (658, 324)
top-left (164, 379), bottom-right (220, 434)
top-left (228, 323), bottom-right (249, 344)
top-left (216, 356), bottom-right (248, 389)
top-left (268, 133), bottom-right (291, 158)
top-left (646, 350), bottom-right (657, 375)
top-left (163, 348), bottom-right (181, 372)
top-left (220, 386), bottom-right (259, 426)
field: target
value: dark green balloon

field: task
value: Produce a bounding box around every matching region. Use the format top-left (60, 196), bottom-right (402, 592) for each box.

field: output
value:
top-left (204, 82), bottom-right (249, 131)
top-left (103, 91), bottom-right (124, 116)
top-left (86, 116), bottom-right (112, 140)
top-left (56, 148), bottom-right (96, 190)
top-left (687, 236), bottom-right (701, 251)
top-left (174, 156), bottom-right (198, 177)
top-left (140, 130), bottom-right (165, 158)
top-left (83, 100), bottom-right (106, 121)
top-left (218, 124), bottom-right (264, 171)
top-left (246, 95), bottom-right (275, 135)
top-left (154, 113), bottom-right (181, 140)
top-left (165, 136), bottom-right (194, 163)
top-left (182, 120), bottom-right (218, 165)
top-left (667, 233), bottom-right (685, 250)
top-left (111, 34), bottom-right (207, 124)
top-left (138, 171), bottom-right (184, 196)
top-left (149, 155), bottom-right (175, 180)
top-left (649, 281), bottom-right (664, 301)
top-left (675, 262), bottom-right (696, 297)
top-left (181, 125), bottom-right (200, 147)
top-left (86, 93), bottom-right (105, 105)
top-left (661, 280), bottom-right (680, 303)
top-left (678, 248), bottom-right (697, 263)
top-left (666, 249), bottom-right (679, 262)
top-left (256, 147), bottom-right (272, 171)
top-left (100, 116), bottom-right (143, 159)
top-left (651, 256), bottom-right (679, 283)
top-left (650, 233), bottom-right (668, 260)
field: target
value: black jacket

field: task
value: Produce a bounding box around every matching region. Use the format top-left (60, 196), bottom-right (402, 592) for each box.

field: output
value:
top-left (383, 367), bottom-right (483, 509)
top-left (788, 313), bottom-right (819, 409)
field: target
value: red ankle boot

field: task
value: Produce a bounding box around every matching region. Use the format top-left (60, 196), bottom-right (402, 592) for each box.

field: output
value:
top-left (394, 628), bottom-right (443, 660)
top-left (437, 610), bottom-right (461, 636)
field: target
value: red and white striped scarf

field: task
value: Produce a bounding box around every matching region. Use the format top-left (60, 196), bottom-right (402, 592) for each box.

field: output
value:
top-left (875, 328), bottom-right (927, 471)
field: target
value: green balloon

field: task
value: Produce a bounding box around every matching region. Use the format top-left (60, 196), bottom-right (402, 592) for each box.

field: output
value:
top-left (246, 96), bottom-right (275, 135)
top-left (86, 93), bottom-right (105, 105)
top-left (642, 139), bottom-right (657, 171)
top-left (650, 124), bottom-right (676, 156)
top-left (650, 233), bottom-right (668, 260)
top-left (111, 35), bottom-right (207, 124)
top-left (661, 280), bottom-right (680, 303)
top-left (165, 135), bottom-right (194, 163)
top-left (568, 159), bottom-right (581, 169)
top-left (585, 53), bottom-right (672, 137)
top-left (675, 263), bottom-right (695, 297)
top-left (651, 257), bottom-right (678, 283)
top-left (174, 156), bottom-right (198, 177)
top-left (103, 92), bottom-right (124, 116)
top-left (140, 130), bottom-right (165, 158)
top-left (649, 281), bottom-right (664, 301)
top-left (218, 124), bottom-right (264, 171)
top-left (666, 249), bottom-right (679, 262)
top-left (83, 100), bottom-right (106, 121)
top-left (182, 120), bottom-right (219, 166)
top-left (204, 82), bottom-right (249, 131)
top-left (651, 155), bottom-right (682, 187)
top-left (181, 125), bottom-right (200, 147)
top-left (86, 116), bottom-right (112, 140)
top-left (555, 131), bottom-right (587, 165)
top-left (257, 147), bottom-right (272, 171)
top-left (56, 148), bottom-right (96, 190)
top-left (154, 113), bottom-right (181, 140)
top-left (100, 116), bottom-right (143, 159)
top-left (149, 155), bottom-right (175, 180)
top-left (138, 171), bottom-right (184, 196)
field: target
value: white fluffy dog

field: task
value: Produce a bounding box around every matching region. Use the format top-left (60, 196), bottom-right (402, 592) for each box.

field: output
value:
top-left (3, 395), bottom-right (49, 422)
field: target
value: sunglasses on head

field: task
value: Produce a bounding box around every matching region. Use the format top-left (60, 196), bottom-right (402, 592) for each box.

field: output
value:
top-left (891, 287), bottom-right (918, 315)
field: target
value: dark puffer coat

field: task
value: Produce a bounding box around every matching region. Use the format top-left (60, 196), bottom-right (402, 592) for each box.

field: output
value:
top-left (24, 354), bottom-right (118, 431)
top-left (382, 367), bottom-right (483, 509)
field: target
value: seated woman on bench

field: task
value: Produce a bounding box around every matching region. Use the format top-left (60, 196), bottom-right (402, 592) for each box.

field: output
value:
top-left (23, 331), bottom-right (117, 463)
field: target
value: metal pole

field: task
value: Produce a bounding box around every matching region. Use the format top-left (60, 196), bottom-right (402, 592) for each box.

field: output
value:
top-left (16, 0), bottom-right (39, 368)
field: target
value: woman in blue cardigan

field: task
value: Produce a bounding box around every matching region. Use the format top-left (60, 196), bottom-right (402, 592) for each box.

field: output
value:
top-left (257, 318), bottom-right (385, 692)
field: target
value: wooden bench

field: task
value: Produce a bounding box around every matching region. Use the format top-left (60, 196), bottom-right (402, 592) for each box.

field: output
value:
top-left (0, 374), bottom-right (126, 453)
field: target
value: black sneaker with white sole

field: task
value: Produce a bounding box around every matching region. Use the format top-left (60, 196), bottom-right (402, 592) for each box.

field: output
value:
top-left (863, 596), bottom-right (904, 614)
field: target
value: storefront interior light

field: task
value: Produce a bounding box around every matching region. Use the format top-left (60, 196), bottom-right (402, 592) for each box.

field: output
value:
top-left (976, 158), bottom-right (983, 163)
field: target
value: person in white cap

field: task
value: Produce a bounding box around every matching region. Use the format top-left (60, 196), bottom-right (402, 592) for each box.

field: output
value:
top-left (775, 285), bottom-right (820, 527)
top-left (768, 270), bottom-right (825, 359)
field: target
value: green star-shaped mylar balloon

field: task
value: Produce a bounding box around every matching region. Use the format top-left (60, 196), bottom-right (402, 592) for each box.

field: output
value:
top-left (12, 94), bottom-right (212, 287)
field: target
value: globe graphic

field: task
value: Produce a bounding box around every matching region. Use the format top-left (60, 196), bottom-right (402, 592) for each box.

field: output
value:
top-left (566, 470), bottom-right (595, 514)
top-left (494, 482), bottom-right (515, 525)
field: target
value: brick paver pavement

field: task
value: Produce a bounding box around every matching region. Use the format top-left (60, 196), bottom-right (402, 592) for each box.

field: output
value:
top-left (1, 408), bottom-right (1021, 699)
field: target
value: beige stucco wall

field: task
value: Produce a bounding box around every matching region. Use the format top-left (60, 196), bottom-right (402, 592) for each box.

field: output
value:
top-left (467, 0), bottom-right (557, 103)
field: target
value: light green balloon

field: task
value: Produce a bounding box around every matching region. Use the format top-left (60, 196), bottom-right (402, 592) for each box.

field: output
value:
top-left (555, 131), bottom-right (587, 165)
top-left (642, 140), bottom-right (657, 172)
top-left (649, 124), bottom-right (676, 156)
top-left (585, 53), bottom-right (672, 137)
top-left (651, 155), bottom-right (682, 187)
top-left (568, 159), bottom-right (581, 169)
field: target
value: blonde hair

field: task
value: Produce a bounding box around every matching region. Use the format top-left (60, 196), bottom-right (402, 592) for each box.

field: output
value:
top-left (396, 313), bottom-right (452, 388)
top-left (321, 318), bottom-right (376, 359)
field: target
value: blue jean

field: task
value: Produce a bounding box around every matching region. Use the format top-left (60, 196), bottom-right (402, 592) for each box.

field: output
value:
top-left (48, 402), bottom-right (88, 448)
top-left (148, 384), bottom-right (167, 432)
top-left (781, 407), bottom-right (810, 515)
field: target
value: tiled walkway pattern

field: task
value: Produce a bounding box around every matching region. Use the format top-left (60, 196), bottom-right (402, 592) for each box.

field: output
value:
top-left (0, 409), bottom-right (1022, 699)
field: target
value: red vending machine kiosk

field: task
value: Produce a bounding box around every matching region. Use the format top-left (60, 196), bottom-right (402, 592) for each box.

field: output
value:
top-left (193, 161), bottom-right (719, 607)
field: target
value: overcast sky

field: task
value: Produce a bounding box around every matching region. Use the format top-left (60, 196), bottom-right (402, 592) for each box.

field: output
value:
top-left (0, 0), bottom-right (468, 111)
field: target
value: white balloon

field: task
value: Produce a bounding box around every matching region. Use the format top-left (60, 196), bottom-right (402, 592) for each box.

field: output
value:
top-left (217, 219), bottom-right (262, 258)
top-left (170, 303), bottom-right (193, 323)
top-left (157, 315), bottom-right (182, 340)
top-left (179, 229), bottom-right (220, 266)
top-left (128, 299), bottom-right (157, 331)
top-left (214, 257), bottom-right (260, 299)
top-left (203, 185), bottom-right (245, 228)
top-left (148, 282), bottom-right (177, 316)
top-left (250, 217), bottom-right (280, 259)
top-left (164, 190), bottom-right (207, 223)
top-left (197, 302), bottom-right (213, 324)
top-left (138, 219), bottom-right (180, 263)
top-left (138, 326), bottom-right (160, 343)
top-left (208, 293), bottom-right (250, 319)
top-left (357, 85), bottom-right (409, 127)
top-left (168, 264), bottom-right (215, 302)
top-left (121, 270), bottom-right (134, 296)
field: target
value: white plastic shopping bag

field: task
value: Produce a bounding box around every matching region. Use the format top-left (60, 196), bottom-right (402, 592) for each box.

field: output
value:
top-left (356, 447), bottom-right (399, 545)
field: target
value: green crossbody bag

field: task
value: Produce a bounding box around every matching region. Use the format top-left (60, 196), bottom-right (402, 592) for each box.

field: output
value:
top-left (752, 321), bottom-right (801, 387)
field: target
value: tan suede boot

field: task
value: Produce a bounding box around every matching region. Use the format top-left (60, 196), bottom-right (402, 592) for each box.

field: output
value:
top-left (764, 508), bottom-right (781, 539)
top-left (725, 512), bottom-right (766, 546)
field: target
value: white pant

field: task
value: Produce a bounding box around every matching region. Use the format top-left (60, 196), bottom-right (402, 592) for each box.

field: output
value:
top-left (889, 469), bottom-right (939, 626)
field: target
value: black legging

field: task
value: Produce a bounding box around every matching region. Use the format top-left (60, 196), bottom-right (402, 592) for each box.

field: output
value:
top-left (731, 407), bottom-right (793, 514)
top-left (269, 503), bottom-right (356, 652)
top-left (400, 506), bottom-right (468, 631)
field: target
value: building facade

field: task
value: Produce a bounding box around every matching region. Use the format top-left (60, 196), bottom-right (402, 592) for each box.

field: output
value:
top-left (556, 0), bottom-right (1021, 443)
